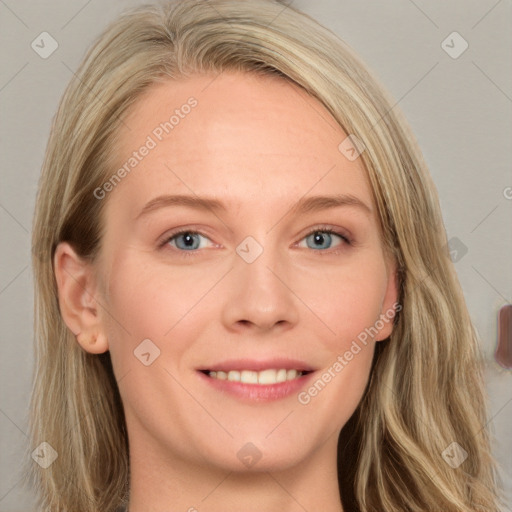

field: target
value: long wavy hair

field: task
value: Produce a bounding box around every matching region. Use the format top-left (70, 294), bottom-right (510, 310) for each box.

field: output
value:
top-left (26, 0), bottom-right (504, 510)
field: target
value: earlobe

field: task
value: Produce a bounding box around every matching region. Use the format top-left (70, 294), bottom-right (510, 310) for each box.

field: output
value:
top-left (75, 331), bottom-right (109, 355)
top-left (375, 261), bottom-right (400, 342)
top-left (53, 242), bottom-right (109, 354)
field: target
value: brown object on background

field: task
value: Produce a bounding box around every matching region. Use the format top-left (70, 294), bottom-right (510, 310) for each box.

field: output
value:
top-left (495, 304), bottom-right (512, 369)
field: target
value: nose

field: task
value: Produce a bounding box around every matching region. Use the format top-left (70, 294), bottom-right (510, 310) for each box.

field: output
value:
top-left (220, 241), bottom-right (300, 334)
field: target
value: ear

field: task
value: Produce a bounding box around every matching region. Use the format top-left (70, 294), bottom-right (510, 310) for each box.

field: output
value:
top-left (53, 241), bottom-right (109, 354)
top-left (375, 259), bottom-right (400, 342)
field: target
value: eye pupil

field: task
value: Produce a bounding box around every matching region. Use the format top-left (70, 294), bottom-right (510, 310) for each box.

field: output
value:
top-left (174, 231), bottom-right (201, 250)
top-left (308, 231), bottom-right (332, 250)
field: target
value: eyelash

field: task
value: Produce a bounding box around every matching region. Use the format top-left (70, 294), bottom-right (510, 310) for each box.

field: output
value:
top-left (158, 225), bottom-right (352, 259)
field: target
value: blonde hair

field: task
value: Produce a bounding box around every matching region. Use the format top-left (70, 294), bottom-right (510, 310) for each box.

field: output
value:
top-left (26, 0), bottom-right (504, 510)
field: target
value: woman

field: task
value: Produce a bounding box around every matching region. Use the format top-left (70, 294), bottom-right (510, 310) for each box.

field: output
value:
top-left (26, 0), bottom-right (503, 510)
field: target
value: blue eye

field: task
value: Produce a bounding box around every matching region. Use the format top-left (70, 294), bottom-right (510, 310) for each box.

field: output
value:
top-left (300, 229), bottom-right (349, 251)
top-left (160, 227), bottom-right (351, 258)
top-left (165, 231), bottom-right (210, 251)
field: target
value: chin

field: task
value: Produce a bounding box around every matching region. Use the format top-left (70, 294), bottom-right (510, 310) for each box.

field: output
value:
top-left (195, 434), bottom-right (312, 474)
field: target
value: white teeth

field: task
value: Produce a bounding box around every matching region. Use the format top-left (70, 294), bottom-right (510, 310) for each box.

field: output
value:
top-left (227, 370), bottom-right (240, 382)
top-left (287, 369), bottom-right (298, 380)
top-left (258, 369), bottom-right (276, 384)
top-left (241, 370), bottom-right (258, 384)
top-left (208, 369), bottom-right (305, 384)
top-left (276, 369), bottom-right (287, 382)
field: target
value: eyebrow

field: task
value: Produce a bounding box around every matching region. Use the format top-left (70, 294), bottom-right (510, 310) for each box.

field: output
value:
top-left (135, 193), bottom-right (372, 220)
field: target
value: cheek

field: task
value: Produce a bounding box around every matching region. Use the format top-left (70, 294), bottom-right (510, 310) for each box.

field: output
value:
top-left (102, 253), bottom-right (224, 369)
top-left (294, 255), bottom-right (389, 350)
top-left (101, 256), bottom-right (182, 362)
top-left (291, 261), bottom-right (386, 428)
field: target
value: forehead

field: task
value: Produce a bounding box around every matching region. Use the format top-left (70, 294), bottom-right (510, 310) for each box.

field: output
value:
top-left (106, 71), bottom-right (373, 218)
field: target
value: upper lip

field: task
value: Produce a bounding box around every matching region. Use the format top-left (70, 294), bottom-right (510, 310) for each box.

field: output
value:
top-left (197, 358), bottom-right (315, 373)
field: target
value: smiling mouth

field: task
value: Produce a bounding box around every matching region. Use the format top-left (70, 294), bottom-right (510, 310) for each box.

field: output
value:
top-left (200, 369), bottom-right (312, 385)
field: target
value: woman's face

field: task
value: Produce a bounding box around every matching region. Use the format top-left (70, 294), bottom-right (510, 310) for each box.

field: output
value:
top-left (86, 72), bottom-right (397, 473)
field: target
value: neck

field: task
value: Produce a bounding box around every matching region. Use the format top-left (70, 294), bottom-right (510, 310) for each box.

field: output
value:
top-left (126, 432), bottom-right (345, 512)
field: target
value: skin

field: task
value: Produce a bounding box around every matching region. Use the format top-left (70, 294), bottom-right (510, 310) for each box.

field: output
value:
top-left (54, 72), bottom-right (398, 512)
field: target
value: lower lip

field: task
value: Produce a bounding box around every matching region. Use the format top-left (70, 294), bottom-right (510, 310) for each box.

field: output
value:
top-left (197, 371), bottom-right (315, 402)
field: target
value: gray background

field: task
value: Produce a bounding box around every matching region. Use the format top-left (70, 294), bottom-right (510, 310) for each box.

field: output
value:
top-left (1, 0), bottom-right (511, 510)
